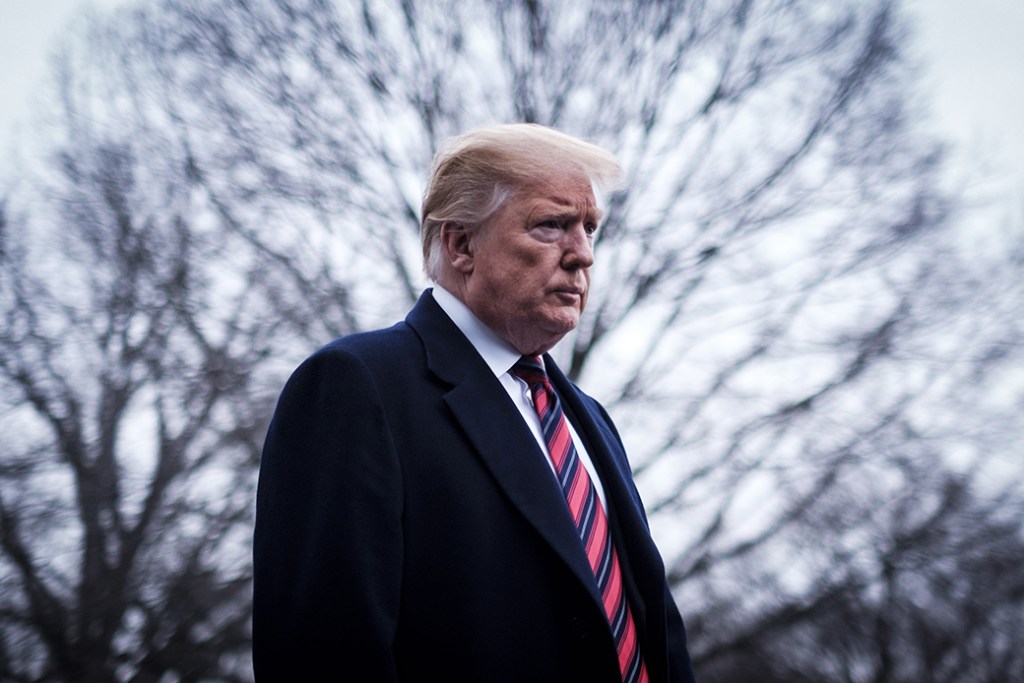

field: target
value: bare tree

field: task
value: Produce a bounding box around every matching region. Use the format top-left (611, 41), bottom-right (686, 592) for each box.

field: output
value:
top-left (0, 24), bottom-right (278, 679)
top-left (2, 0), bottom-right (1022, 680)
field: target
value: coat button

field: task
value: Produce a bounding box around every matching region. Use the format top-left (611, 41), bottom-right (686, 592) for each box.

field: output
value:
top-left (570, 616), bottom-right (591, 640)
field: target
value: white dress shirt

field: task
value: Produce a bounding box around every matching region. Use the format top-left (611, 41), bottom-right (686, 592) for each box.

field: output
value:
top-left (431, 285), bottom-right (608, 509)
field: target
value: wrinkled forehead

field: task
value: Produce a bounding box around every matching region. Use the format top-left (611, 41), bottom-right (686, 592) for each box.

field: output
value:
top-left (512, 166), bottom-right (603, 216)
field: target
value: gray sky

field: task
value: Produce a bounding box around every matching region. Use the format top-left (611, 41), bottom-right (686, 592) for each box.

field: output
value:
top-left (906, 0), bottom-right (1024, 157)
top-left (904, 0), bottom-right (1024, 215)
top-left (0, 0), bottom-right (99, 138)
top-left (2, 0), bottom-right (1022, 201)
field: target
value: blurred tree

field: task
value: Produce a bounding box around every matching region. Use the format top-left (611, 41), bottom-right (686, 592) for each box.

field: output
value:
top-left (0, 28), bottom-right (273, 680)
top-left (1, 0), bottom-right (1021, 680)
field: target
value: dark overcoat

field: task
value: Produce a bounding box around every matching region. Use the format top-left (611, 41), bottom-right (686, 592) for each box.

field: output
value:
top-left (253, 290), bottom-right (696, 682)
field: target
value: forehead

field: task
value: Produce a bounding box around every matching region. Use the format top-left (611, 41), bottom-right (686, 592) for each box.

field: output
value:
top-left (514, 170), bottom-right (600, 216)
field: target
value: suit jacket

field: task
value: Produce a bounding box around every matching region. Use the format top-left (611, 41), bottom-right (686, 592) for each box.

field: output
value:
top-left (253, 290), bottom-right (696, 682)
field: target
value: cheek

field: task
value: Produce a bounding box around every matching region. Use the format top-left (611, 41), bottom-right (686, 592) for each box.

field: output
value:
top-left (501, 252), bottom-right (546, 291)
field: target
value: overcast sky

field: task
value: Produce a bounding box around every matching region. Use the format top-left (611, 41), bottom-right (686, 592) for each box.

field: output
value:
top-left (904, 0), bottom-right (1024, 219)
top-left (2, 0), bottom-right (1022, 204)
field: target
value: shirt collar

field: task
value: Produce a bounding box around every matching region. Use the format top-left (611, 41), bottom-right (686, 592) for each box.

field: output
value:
top-left (431, 285), bottom-right (522, 378)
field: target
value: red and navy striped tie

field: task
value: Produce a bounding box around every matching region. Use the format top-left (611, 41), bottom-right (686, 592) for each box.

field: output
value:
top-left (513, 355), bottom-right (649, 683)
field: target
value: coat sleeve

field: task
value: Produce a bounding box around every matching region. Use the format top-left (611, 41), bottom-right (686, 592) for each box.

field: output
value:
top-left (253, 347), bottom-right (402, 681)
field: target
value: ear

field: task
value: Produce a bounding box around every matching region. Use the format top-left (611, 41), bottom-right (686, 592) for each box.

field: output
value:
top-left (440, 222), bottom-right (475, 274)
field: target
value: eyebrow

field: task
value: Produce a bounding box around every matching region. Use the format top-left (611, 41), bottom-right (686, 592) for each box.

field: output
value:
top-left (533, 199), bottom-right (603, 223)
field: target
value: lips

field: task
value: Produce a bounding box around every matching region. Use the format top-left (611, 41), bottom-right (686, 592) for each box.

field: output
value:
top-left (551, 279), bottom-right (585, 295)
top-left (551, 287), bottom-right (586, 303)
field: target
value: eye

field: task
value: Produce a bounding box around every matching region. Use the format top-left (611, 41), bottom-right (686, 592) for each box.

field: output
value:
top-left (584, 222), bottom-right (599, 236)
top-left (530, 220), bottom-right (564, 243)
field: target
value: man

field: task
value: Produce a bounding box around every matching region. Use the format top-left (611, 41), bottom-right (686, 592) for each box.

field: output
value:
top-left (253, 124), bottom-right (697, 682)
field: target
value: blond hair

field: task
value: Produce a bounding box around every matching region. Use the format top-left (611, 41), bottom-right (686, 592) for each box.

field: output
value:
top-left (420, 123), bottom-right (625, 280)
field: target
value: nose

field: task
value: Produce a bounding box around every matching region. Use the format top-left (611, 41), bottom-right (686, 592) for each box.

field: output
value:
top-left (562, 223), bottom-right (594, 270)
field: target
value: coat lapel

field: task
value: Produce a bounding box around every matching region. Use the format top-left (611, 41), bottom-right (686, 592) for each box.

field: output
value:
top-left (405, 292), bottom-right (606, 609)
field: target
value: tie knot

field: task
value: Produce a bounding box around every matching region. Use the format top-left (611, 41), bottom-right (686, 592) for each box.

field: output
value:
top-left (511, 355), bottom-right (547, 386)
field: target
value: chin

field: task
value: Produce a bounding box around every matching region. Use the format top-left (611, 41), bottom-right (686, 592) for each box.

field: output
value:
top-left (544, 317), bottom-right (579, 339)
top-left (556, 309), bottom-right (582, 330)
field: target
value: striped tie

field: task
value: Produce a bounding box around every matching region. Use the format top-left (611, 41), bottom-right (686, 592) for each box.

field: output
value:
top-left (512, 355), bottom-right (649, 683)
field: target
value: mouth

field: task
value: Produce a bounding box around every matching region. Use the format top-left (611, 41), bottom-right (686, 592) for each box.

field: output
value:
top-left (551, 287), bottom-right (585, 302)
